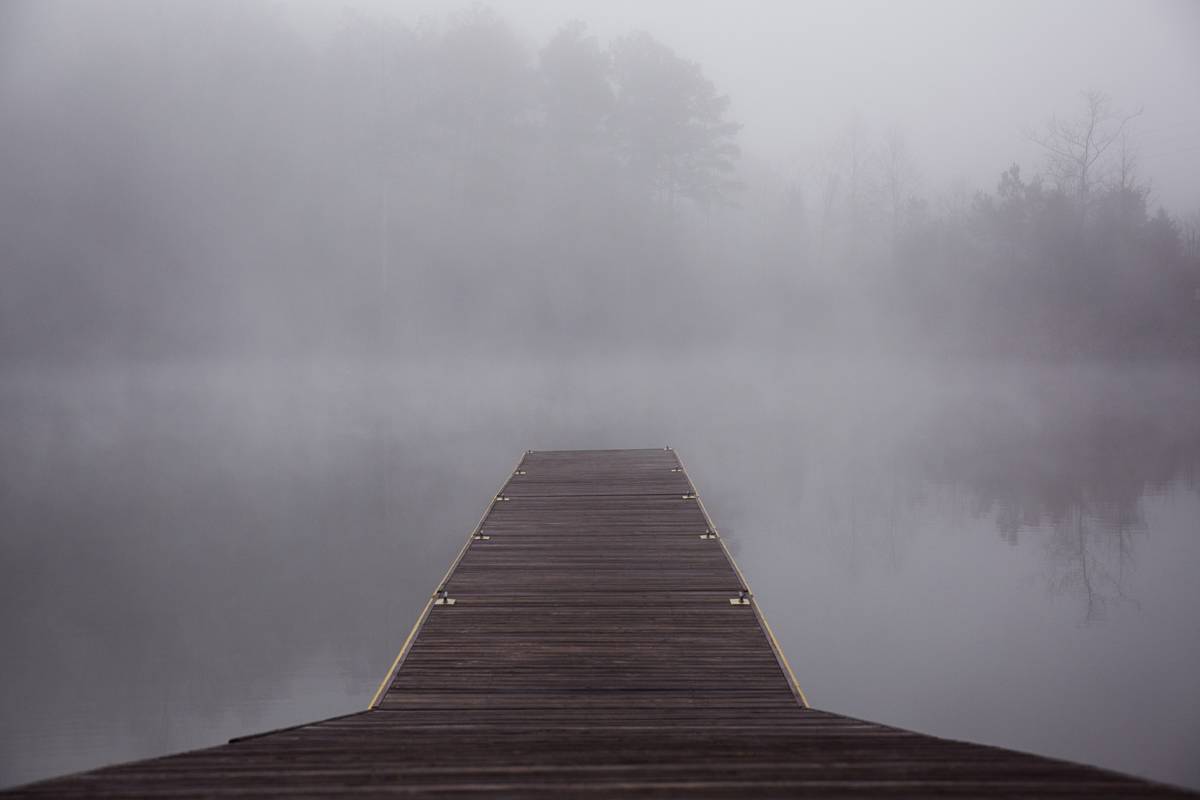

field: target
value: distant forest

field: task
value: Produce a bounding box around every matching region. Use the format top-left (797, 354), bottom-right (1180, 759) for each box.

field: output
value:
top-left (3, 3), bottom-right (1198, 361)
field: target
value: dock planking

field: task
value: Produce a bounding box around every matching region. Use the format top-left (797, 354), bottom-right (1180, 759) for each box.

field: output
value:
top-left (5, 447), bottom-right (1193, 797)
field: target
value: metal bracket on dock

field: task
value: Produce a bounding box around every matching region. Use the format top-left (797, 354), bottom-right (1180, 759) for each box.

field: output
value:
top-left (670, 467), bottom-right (683, 473)
top-left (682, 493), bottom-right (697, 500)
top-left (730, 591), bottom-right (751, 606)
top-left (434, 590), bottom-right (456, 606)
top-left (513, 470), bottom-right (527, 476)
top-left (495, 495), bottom-right (510, 502)
top-left (473, 534), bottom-right (491, 541)
top-left (700, 530), bottom-right (718, 539)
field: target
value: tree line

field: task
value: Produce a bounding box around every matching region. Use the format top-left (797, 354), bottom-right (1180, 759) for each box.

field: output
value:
top-left (1, 3), bottom-right (1196, 361)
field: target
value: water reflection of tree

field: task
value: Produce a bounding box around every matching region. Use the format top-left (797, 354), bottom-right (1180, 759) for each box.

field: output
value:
top-left (912, 391), bottom-right (1200, 621)
top-left (1041, 504), bottom-right (1143, 622)
top-left (805, 450), bottom-right (930, 574)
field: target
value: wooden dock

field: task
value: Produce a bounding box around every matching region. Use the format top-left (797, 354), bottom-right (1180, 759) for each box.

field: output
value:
top-left (6, 448), bottom-right (1192, 797)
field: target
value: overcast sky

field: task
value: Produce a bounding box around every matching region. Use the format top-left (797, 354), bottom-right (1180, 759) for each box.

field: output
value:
top-left (289, 0), bottom-right (1200, 212)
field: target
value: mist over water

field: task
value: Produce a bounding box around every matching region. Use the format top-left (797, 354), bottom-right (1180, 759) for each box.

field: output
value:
top-left (2, 356), bottom-right (1198, 789)
top-left (2, 0), bottom-right (1199, 793)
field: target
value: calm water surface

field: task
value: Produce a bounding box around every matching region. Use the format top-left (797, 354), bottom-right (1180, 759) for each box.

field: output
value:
top-left (1, 355), bottom-right (1198, 789)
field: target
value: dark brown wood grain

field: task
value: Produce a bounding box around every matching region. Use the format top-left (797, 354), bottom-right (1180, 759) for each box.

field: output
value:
top-left (6, 449), bottom-right (1192, 797)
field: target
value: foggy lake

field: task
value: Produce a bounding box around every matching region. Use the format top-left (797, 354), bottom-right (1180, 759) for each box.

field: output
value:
top-left (3, 0), bottom-right (1199, 794)
top-left (1, 355), bottom-right (1197, 789)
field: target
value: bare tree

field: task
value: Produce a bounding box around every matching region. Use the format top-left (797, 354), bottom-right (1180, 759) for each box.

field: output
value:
top-left (838, 114), bottom-right (873, 249)
top-left (1182, 210), bottom-right (1200, 264)
top-left (814, 166), bottom-right (840, 265)
top-left (1113, 131), bottom-right (1139, 192)
top-left (813, 115), bottom-right (875, 265)
top-left (881, 127), bottom-right (918, 258)
top-left (1026, 90), bottom-right (1141, 218)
